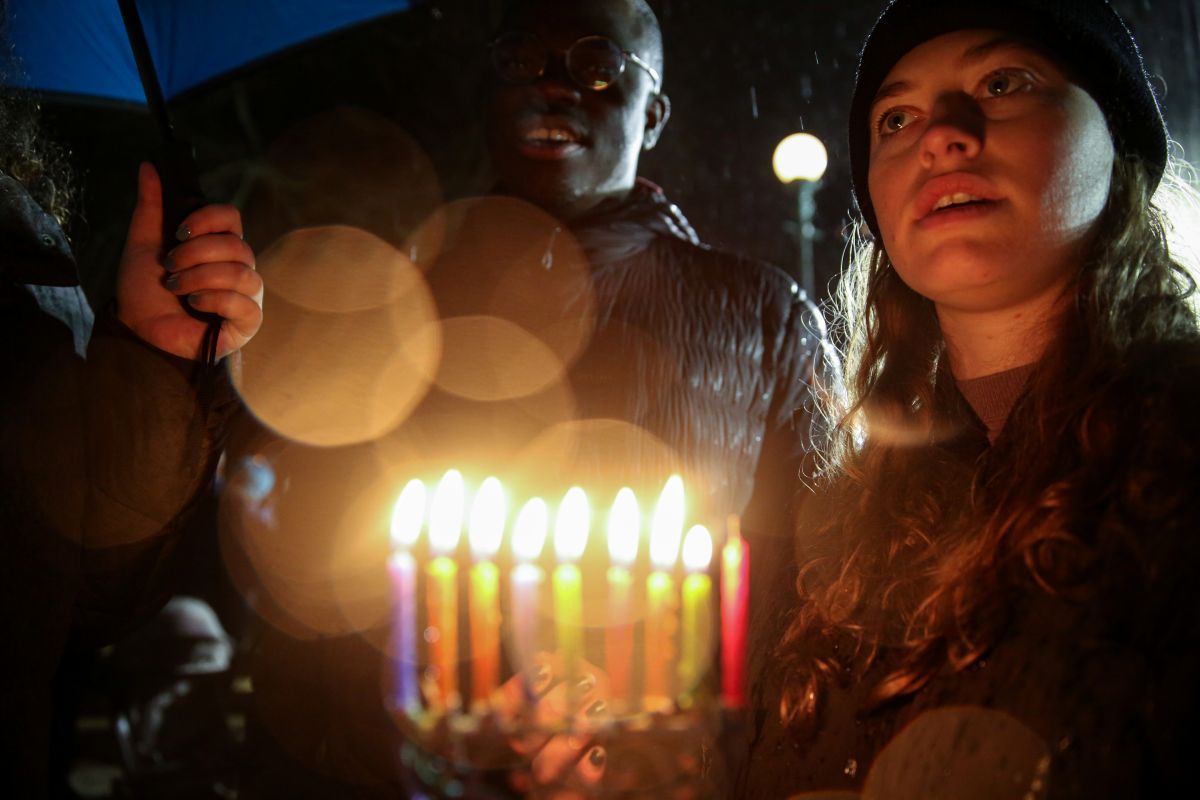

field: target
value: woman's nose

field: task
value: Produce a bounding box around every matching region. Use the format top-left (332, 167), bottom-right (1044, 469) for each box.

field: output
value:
top-left (918, 92), bottom-right (985, 169)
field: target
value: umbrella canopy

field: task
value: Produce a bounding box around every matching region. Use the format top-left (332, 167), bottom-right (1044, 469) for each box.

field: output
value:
top-left (6, 0), bottom-right (415, 104)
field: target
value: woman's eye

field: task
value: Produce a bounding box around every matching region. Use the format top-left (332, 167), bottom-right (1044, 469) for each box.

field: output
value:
top-left (877, 109), bottom-right (915, 135)
top-left (981, 69), bottom-right (1034, 98)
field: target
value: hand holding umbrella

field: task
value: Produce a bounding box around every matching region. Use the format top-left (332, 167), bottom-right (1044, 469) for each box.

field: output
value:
top-left (117, 162), bottom-right (263, 360)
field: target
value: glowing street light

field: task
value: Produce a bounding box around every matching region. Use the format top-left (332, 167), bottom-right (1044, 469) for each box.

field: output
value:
top-left (773, 132), bottom-right (828, 296)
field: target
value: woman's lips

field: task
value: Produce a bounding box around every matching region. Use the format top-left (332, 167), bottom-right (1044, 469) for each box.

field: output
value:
top-left (915, 198), bottom-right (1003, 231)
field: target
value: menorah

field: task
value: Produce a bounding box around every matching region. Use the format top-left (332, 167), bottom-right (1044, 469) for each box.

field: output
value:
top-left (383, 470), bottom-right (750, 793)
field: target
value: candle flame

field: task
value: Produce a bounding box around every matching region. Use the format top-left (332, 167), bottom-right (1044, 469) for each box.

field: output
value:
top-left (607, 487), bottom-right (640, 565)
top-left (512, 498), bottom-right (548, 562)
top-left (682, 525), bottom-right (713, 572)
top-left (428, 469), bottom-right (465, 555)
top-left (554, 486), bottom-right (590, 562)
top-left (468, 476), bottom-right (506, 558)
top-left (390, 478), bottom-right (426, 549)
top-left (649, 475), bottom-right (685, 569)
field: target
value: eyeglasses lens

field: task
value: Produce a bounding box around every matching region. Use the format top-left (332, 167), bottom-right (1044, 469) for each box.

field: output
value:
top-left (566, 36), bottom-right (625, 90)
top-left (492, 33), bottom-right (546, 83)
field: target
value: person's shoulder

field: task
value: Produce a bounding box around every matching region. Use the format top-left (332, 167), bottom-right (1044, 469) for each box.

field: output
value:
top-left (656, 236), bottom-right (823, 322)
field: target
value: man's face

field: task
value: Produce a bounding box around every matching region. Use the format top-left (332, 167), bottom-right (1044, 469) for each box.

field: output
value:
top-left (485, 1), bottom-right (665, 220)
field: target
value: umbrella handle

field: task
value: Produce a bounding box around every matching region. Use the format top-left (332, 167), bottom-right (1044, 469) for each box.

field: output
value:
top-left (157, 139), bottom-right (224, 367)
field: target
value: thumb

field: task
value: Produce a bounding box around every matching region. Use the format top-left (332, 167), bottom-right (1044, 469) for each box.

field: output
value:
top-left (125, 161), bottom-right (163, 251)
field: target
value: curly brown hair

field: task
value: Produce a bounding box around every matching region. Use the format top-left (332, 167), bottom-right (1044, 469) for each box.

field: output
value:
top-left (777, 152), bottom-right (1200, 730)
top-left (2, 21), bottom-right (75, 226)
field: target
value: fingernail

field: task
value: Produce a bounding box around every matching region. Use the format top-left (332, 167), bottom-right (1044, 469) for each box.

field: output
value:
top-left (587, 746), bottom-right (606, 768)
top-left (585, 700), bottom-right (606, 718)
top-left (529, 663), bottom-right (552, 689)
top-left (164, 252), bottom-right (176, 271)
top-left (176, 224), bottom-right (191, 242)
top-left (575, 673), bottom-right (596, 693)
top-left (163, 274), bottom-right (179, 290)
top-left (187, 293), bottom-right (200, 306)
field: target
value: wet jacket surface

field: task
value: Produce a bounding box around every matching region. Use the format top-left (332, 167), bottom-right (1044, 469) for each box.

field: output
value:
top-left (739, 339), bottom-right (1200, 799)
top-left (235, 185), bottom-right (832, 796)
top-left (0, 181), bottom-right (234, 796)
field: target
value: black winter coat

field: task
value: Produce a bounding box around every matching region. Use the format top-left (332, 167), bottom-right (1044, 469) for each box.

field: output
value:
top-left (740, 339), bottom-right (1200, 799)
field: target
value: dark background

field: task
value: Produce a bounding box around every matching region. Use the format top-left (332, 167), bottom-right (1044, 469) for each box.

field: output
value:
top-left (37, 0), bottom-right (1200, 308)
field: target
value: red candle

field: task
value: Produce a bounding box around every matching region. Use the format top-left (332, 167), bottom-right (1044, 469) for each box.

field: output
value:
top-left (720, 515), bottom-right (748, 708)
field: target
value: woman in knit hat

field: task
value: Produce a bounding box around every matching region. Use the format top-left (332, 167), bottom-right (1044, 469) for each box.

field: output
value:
top-left (739, 1), bottom-right (1200, 797)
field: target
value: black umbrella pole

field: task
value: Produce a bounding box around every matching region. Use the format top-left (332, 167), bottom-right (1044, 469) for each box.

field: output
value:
top-left (118, 0), bottom-right (223, 366)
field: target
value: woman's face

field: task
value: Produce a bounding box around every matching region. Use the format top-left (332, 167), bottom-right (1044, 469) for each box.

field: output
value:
top-left (867, 29), bottom-right (1115, 316)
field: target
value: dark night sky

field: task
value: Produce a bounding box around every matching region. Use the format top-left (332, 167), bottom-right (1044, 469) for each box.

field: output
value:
top-left (39, 0), bottom-right (1200, 307)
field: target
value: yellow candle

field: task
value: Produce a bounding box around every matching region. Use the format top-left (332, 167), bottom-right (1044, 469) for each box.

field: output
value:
top-left (467, 477), bottom-right (505, 712)
top-left (553, 487), bottom-right (589, 693)
top-left (426, 469), bottom-right (464, 713)
top-left (679, 525), bottom-right (713, 703)
top-left (645, 475), bottom-right (684, 711)
top-left (606, 488), bottom-right (639, 712)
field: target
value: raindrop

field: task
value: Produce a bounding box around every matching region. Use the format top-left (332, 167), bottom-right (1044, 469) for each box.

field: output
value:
top-left (542, 226), bottom-right (561, 269)
top-left (750, 85), bottom-right (759, 119)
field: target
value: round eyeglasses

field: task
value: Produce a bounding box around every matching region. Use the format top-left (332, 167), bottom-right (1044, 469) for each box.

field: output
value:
top-left (490, 32), bottom-right (662, 95)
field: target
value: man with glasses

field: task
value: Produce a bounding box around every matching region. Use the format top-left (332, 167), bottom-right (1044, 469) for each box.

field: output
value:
top-left (243, 1), bottom-right (832, 796)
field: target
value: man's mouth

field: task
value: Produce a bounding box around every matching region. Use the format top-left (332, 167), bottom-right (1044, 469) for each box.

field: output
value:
top-left (514, 118), bottom-right (588, 160)
top-left (523, 127), bottom-right (582, 146)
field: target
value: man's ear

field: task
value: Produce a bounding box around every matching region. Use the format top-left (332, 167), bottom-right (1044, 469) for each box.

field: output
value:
top-left (642, 93), bottom-right (671, 151)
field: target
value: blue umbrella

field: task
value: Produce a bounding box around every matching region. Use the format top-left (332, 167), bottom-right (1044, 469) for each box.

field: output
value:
top-left (6, 0), bottom-right (417, 363)
top-left (7, 0), bottom-right (416, 106)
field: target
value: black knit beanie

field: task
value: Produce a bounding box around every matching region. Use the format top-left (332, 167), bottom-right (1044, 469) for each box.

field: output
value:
top-left (848, 0), bottom-right (1169, 240)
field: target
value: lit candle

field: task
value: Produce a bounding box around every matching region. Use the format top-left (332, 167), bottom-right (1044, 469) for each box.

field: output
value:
top-left (553, 487), bottom-right (589, 694)
top-left (645, 475), bottom-right (684, 711)
top-left (606, 488), bottom-right (639, 712)
top-left (388, 478), bottom-right (425, 716)
top-left (467, 477), bottom-right (505, 713)
top-left (679, 524), bottom-right (713, 704)
top-left (510, 498), bottom-right (548, 694)
top-left (721, 515), bottom-right (749, 708)
top-left (426, 469), bottom-right (464, 713)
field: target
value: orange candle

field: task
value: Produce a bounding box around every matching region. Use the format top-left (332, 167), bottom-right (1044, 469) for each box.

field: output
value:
top-left (426, 469), bottom-right (464, 713)
top-left (721, 515), bottom-right (749, 708)
top-left (679, 525), bottom-right (713, 704)
top-left (467, 477), bottom-right (505, 713)
top-left (644, 476), bottom-right (684, 711)
top-left (606, 488), bottom-right (639, 712)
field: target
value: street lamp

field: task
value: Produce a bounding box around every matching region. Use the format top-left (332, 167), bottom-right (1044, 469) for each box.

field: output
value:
top-left (773, 132), bottom-right (828, 297)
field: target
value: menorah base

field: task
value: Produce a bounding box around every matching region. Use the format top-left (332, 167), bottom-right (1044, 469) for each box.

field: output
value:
top-left (390, 702), bottom-right (742, 798)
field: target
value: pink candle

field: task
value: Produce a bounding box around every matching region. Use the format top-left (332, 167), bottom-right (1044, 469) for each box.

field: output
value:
top-left (721, 515), bottom-right (749, 708)
top-left (509, 498), bottom-right (548, 696)
top-left (606, 488), bottom-right (639, 712)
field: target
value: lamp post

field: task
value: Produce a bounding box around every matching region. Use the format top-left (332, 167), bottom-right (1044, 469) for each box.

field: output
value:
top-left (773, 133), bottom-right (829, 297)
